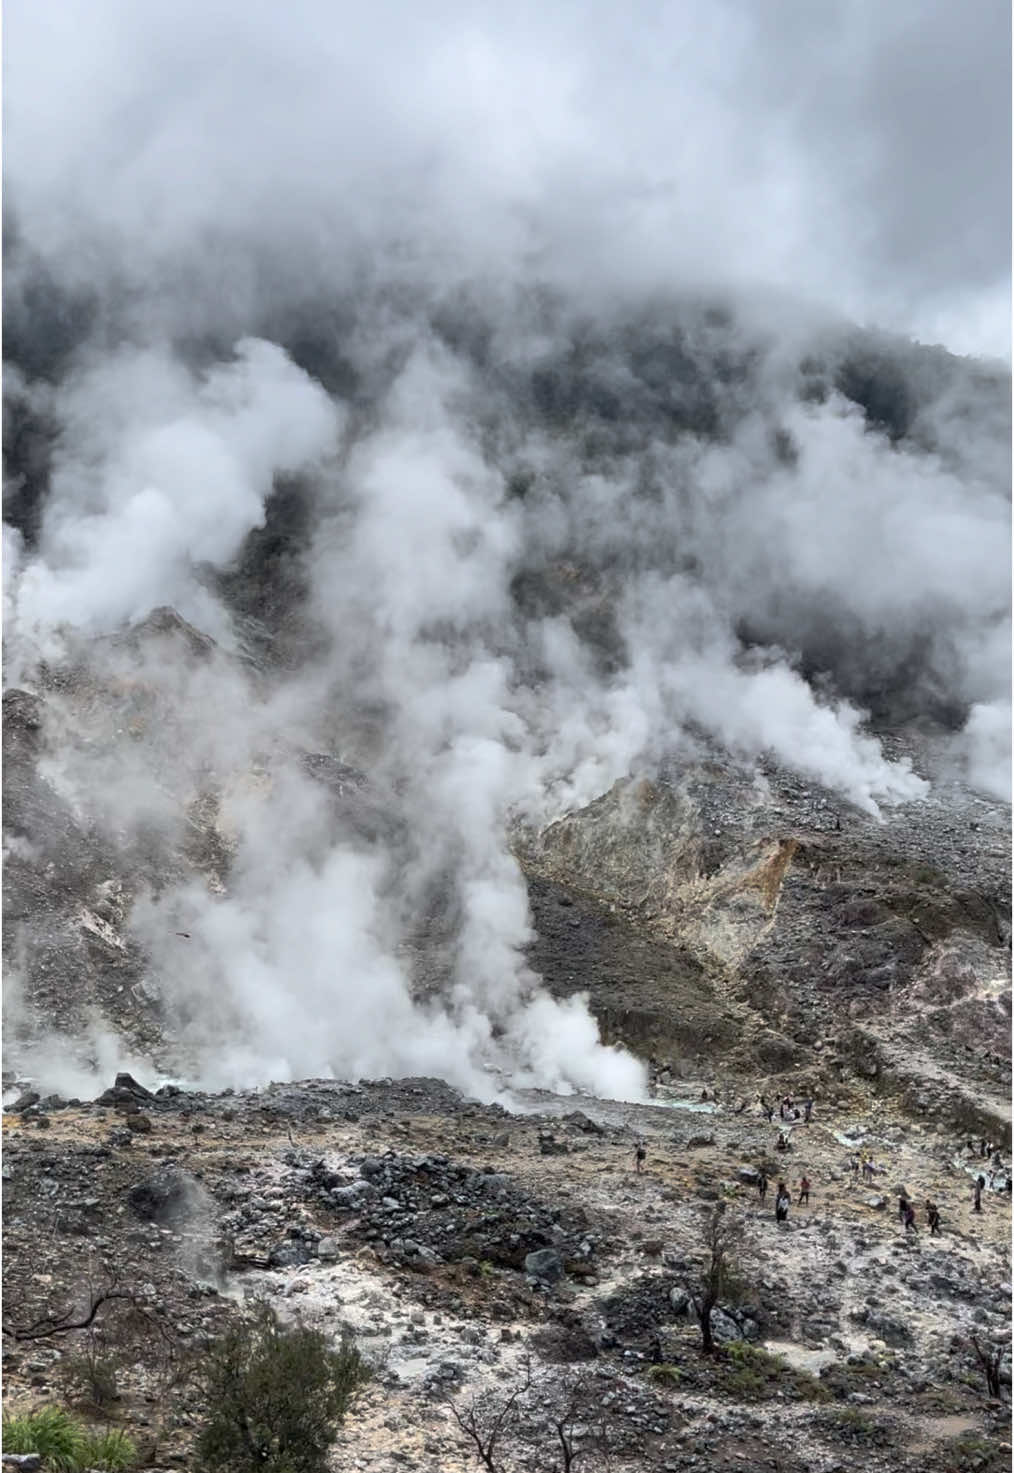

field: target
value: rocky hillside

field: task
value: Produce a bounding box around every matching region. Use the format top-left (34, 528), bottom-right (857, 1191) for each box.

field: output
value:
top-left (3, 1072), bottom-right (1011, 1472)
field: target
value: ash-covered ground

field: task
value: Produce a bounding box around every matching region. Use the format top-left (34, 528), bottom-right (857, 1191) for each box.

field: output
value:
top-left (3, 1073), bottom-right (1011, 1472)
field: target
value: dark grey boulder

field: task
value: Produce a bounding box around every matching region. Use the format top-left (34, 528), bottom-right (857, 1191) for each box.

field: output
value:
top-left (525, 1248), bottom-right (564, 1283)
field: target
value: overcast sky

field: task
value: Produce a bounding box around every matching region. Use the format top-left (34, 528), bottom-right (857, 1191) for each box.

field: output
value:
top-left (4, 0), bottom-right (1011, 357)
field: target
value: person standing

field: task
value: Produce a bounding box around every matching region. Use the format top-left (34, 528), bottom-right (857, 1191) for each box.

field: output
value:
top-left (775, 1183), bottom-right (790, 1223)
top-left (798, 1175), bottom-right (811, 1206)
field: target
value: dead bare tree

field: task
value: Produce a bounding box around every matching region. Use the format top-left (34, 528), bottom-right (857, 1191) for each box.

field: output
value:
top-left (447, 1358), bottom-right (532, 1472)
top-left (548, 1377), bottom-right (610, 1473)
top-left (449, 1362), bottom-right (613, 1473)
top-left (686, 1204), bottom-right (743, 1354)
top-left (2, 1283), bottom-right (148, 1343)
top-left (968, 1333), bottom-right (1011, 1400)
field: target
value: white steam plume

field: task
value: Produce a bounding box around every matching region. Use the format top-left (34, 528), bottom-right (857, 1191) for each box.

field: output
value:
top-left (3, 0), bottom-right (1008, 1102)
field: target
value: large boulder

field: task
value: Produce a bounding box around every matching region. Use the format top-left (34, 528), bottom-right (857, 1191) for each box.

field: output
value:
top-left (127, 1169), bottom-right (199, 1227)
top-left (525, 1248), bottom-right (565, 1284)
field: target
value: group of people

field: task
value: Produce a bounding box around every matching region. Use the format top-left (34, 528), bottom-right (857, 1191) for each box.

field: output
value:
top-left (630, 1104), bottom-right (1009, 1240)
top-left (757, 1170), bottom-right (809, 1221)
top-left (897, 1195), bottom-right (942, 1235)
top-left (758, 1093), bottom-right (813, 1125)
top-left (965, 1140), bottom-right (1010, 1196)
top-left (849, 1150), bottom-right (881, 1183)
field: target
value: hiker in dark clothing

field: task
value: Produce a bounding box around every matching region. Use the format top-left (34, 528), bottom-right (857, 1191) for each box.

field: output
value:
top-left (973, 1176), bottom-right (985, 1213)
top-left (898, 1194), bottom-right (909, 1223)
top-left (903, 1202), bottom-right (918, 1235)
top-left (757, 1171), bottom-right (769, 1202)
top-left (926, 1200), bottom-right (941, 1236)
top-left (803, 1099), bottom-right (813, 1122)
top-left (798, 1175), bottom-right (811, 1206)
top-left (980, 1139), bottom-right (989, 1158)
top-left (634, 1141), bottom-right (646, 1174)
top-left (776, 1132), bottom-right (791, 1152)
top-left (775, 1183), bottom-right (790, 1222)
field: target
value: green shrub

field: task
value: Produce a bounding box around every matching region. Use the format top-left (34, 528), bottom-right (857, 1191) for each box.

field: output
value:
top-left (712, 1342), bottom-right (829, 1404)
top-left (2, 1407), bottom-right (85, 1469)
top-left (78, 1427), bottom-right (137, 1471)
top-left (194, 1303), bottom-right (370, 1473)
top-left (724, 1367), bottom-right (767, 1398)
top-left (646, 1363), bottom-right (681, 1385)
top-left (1, 1407), bottom-right (136, 1470)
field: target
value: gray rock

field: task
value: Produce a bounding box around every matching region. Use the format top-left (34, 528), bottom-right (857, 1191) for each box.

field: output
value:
top-left (525, 1248), bottom-right (564, 1283)
top-left (316, 1236), bottom-right (339, 1261)
top-left (538, 1134), bottom-right (569, 1156)
top-left (9, 1092), bottom-right (39, 1114)
top-left (865, 1196), bottom-right (887, 1210)
top-left (737, 1167), bottom-right (760, 1185)
top-left (114, 1071), bottom-right (154, 1098)
top-left (2, 1456), bottom-right (43, 1470)
top-left (866, 1312), bottom-right (912, 1347)
top-left (669, 1287), bottom-right (691, 1316)
top-left (268, 1240), bottom-right (313, 1269)
top-left (332, 1182), bottom-right (376, 1208)
top-left (127, 1169), bottom-right (198, 1226)
top-left (709, 1308), bottom-right (741, 1344)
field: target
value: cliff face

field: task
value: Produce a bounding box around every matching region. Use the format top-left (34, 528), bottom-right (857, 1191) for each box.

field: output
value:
top-left (517, 753), bottom-right (1010, 1138)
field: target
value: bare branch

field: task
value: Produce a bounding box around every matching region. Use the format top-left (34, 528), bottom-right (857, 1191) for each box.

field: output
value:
top-left (3, 1285), bottom-right (151, 1343)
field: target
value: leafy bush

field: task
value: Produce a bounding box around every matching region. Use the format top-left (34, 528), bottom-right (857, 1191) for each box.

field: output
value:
top-left (194, 1303), bottom-right (370, 1473)
top-left (2, 1407), bottom-right (85, 1469)
top-left (712, 1342), bottom-right (829, 1404)
top-left (78, 1427), bottom-right (137, 1470)
top-left (646, 1363), bottom-right (681, 1385)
